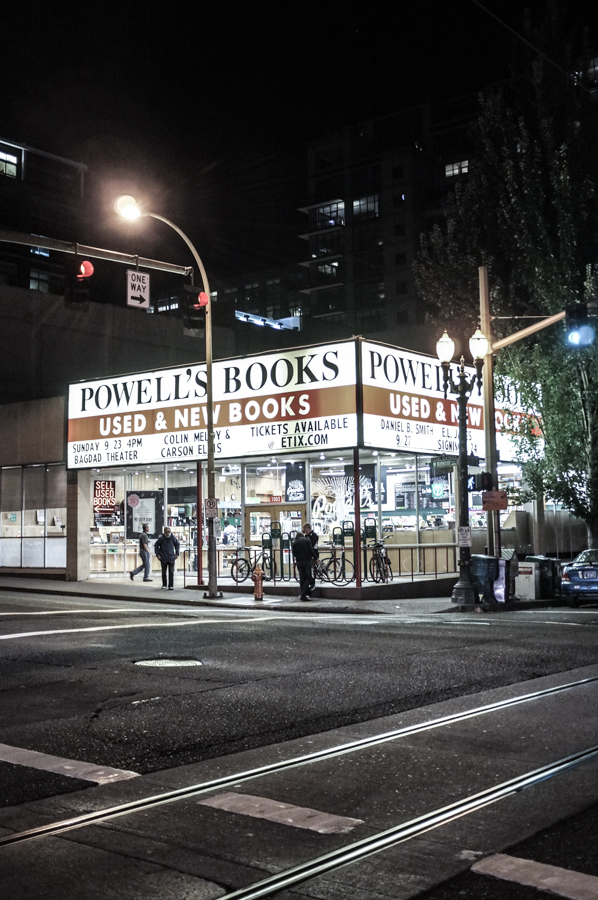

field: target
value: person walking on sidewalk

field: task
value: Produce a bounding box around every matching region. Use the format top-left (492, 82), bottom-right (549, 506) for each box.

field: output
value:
top-left (155, 526), bottom-right (180, 590)
top-left (130, 523), bottom-right (153, 582)
top-left (293, 531), bottom-right (316, 601)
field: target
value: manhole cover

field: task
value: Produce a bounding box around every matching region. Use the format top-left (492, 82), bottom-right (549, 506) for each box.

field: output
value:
top-left (135, 659), bottom-right (203, 667)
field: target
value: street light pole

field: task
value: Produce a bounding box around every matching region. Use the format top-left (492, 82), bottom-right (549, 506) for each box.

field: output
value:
top-left (436, 330), bottom-right (488, 608)
top-left (115, 197), bottom-right (220, 598)
top-left (479, 266), bottom-right (501, 557)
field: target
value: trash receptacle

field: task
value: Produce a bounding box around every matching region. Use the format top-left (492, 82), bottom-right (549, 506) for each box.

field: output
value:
top-left (525, 556), bottom-right (557, 598)
top-left (500, 549), bottom-right (519, 601)
top-left (470, 554), bottom-right (499, 602)
top-left (494, 558), bottom-right (510, 602)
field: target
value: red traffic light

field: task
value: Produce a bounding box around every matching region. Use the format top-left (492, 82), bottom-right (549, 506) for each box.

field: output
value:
top-left (77, 260), bottom-right (94, 280)
top-left (191, 291), bottom-right (209, 309)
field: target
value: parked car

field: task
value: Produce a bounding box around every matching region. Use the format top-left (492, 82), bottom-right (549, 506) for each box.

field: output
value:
top-left (560, 550), bottom-right (598, 607)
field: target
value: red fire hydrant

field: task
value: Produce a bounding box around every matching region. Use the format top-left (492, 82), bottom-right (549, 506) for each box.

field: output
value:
top-left (252, 564), bottom-right (264, 600)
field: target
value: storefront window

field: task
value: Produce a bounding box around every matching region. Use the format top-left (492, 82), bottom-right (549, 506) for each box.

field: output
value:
top-left (23, 465), bottom-right (45, 566)
top-left (0, 464), bottom-right (67, 568)
top-left (310, 455), bottom-right (350, 538)
top-left (46, 463), bottom-right (67, 566)
top-left (381, 456), bottom-right (418, 533)
top-left (417, 457), bottom-right (454, 531)
top-left (90, 465), bottom-right (166, 576)
top-left (0, 467), bottom-right (22, 565)
top-left (166, 464), bottom-right (198, 568)
top-left (245, 461), bottom-right (286, 504)
top-left (215, 464), bottom-right (242, 547)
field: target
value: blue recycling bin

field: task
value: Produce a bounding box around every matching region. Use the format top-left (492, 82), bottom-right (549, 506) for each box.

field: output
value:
top-left (470, 554), bottom-right (499, 602)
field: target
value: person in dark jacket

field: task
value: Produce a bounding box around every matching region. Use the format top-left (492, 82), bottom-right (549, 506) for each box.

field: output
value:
top-left (292, 532), bottom-right (316, 601)
top-left (302, 523), bottom-right (319, 594)
top-left (154, 526), bottom-right (180, 590)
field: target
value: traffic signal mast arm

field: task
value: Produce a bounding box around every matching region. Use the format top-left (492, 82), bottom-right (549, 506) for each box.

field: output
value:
top-left (0, 228), bottom-right (192, 277)
top-left (491, 301), bottom-right (596, 352)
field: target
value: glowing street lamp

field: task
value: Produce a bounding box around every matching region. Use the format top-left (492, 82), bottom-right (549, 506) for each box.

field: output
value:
top-left (115, 195), bottom-right (219, 599)
top-left (436, 328), bottom-right (488, 608)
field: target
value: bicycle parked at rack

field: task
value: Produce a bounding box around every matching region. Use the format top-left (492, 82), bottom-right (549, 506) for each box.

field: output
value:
top-left (294, 544), bottom-right (355, 586)
top-left (369, 536), bottom-right (393, 583)
top-left (230, 547), bottom-right (277, 583)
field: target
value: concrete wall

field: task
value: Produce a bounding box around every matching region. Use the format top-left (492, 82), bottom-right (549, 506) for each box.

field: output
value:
top-left (0, 396), bottom-right (65, 466)
top-left (0, 284), bottom-right (234, 404)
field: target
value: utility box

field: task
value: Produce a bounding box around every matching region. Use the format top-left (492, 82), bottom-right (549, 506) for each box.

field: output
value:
top-left (516, 561), bottom-right (540, 600)
top-left (470, 554), bottom-right (499, 602)
top-left (526, 555), bottom-right (558, 598)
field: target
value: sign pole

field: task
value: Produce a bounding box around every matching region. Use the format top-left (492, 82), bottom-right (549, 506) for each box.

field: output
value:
top-left (353, 447), bottom-right (362, 589)
top-left (197, 459), bottom-right (203, 587)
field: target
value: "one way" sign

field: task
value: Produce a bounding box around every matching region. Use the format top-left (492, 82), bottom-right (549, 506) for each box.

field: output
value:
top-left (127, 270), bottom-right (150, 308)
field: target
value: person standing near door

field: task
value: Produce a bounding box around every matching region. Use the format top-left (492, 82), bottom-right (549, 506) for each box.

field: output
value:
top-left (155, 526), bottom-right (180, 590)
top-left (130, 523), bottom-right (153, 582)
top-left (302, 523), bottom-right (319, 594)
top-left (293, 531), bottom-right (316, 601)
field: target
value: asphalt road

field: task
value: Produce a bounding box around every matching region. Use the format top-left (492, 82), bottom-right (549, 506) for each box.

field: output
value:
top-left (1, 593), bottom-right (598, 798)
top-left (1, 590), bottom-right (598, 899)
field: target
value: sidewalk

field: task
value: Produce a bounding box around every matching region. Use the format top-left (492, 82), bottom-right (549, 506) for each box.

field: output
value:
top-left (0, 574), bottom-right (563, 615)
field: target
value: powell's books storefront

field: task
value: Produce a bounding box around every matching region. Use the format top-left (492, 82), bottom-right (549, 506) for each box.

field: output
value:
top-left (59, 338), bottom-right (526, 582)
top-left (0, 338), bottom-right (523, 579)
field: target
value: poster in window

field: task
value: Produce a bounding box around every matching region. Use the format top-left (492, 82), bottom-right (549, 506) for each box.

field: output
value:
top-left (93, 479), bottom-right (121, 526)
top-left (285, 462), bottom-right (306, 503)
top-left (125, 491), bottom-right (164, 538)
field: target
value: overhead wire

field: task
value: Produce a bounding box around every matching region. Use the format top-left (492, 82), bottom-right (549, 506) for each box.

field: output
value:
top-left (469, 0), bottom-right (593, 95)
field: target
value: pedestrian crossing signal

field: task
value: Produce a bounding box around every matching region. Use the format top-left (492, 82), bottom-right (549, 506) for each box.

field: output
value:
top-left (469, 472), bottom-right (493, 491)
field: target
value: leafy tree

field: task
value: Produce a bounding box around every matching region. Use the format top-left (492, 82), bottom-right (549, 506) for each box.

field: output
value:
top-left (414, 2), bottom-right (598, 545)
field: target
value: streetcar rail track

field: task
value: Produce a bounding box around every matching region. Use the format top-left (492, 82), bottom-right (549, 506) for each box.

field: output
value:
top-left (219, 743), bottom-right (598, 900)
top-left (1, 674), bottom-right (597, 848)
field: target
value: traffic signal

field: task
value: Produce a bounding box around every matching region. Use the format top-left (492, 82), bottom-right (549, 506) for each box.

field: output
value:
top-left (565, 303), bottom-right (594, 347)
top-left (64, 256), bottom-right (94, 303)
top-left (182, 285), bottom-right (209, 330)
top-left (480, 471), bottom-right (493, 491)
top-left (471, 472), bottom-right (493, 491)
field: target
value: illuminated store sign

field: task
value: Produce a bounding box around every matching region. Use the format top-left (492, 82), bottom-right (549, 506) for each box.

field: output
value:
top-left (361, 341), bottom-right (485, 457)
top-left (67, 341), bottom-right (358, 469)
top-left (67, 339), bottom-right (532, 470)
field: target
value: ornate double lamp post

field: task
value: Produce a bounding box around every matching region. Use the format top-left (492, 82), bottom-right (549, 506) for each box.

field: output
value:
top-left (436, 328), bottom-right (489, 608)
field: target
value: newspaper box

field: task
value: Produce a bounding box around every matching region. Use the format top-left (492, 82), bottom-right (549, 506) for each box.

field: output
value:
top-left (516, 561), bottom-right (540, 600)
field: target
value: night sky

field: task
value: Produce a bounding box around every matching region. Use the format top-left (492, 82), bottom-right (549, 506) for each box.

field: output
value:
top-left (2, 1), bottom-right (598, 279)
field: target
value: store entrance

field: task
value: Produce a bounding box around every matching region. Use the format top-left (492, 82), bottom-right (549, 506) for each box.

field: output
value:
top-left (244, 503), bottom-right (307, 546)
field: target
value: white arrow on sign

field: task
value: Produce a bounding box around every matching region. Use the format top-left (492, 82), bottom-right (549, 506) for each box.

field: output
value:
top-left (127, 270), bottom-right (150, 309)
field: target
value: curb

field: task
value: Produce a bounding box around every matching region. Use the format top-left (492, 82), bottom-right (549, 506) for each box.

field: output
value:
top-left (0, 580), bottom-right (566, 615)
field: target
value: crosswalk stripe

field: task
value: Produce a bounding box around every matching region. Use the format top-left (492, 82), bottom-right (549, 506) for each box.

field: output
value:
top-left (199, 791), bottom-right (363, 834)
top-left (472, 853), bottom-right (598, 899)
top-left (0, 743), bottom-right (138, 784)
